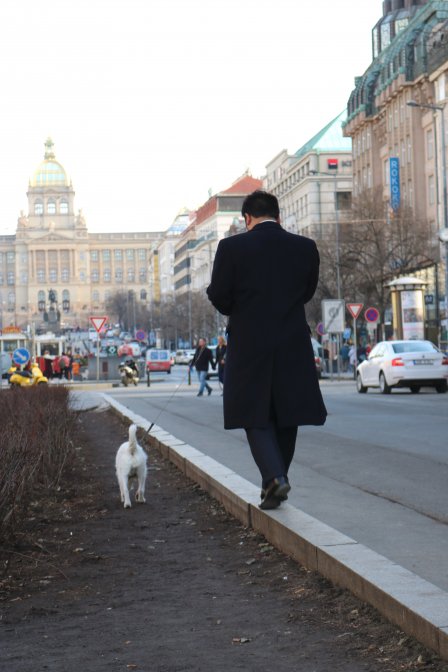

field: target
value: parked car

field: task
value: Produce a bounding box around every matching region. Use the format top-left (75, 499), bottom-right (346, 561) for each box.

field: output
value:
top-left (146, 349), bottom-right (172, 374)
top-left (175, 349), bottom-right (195, 365)
top-left (356, 340), bottom-right (448, 394)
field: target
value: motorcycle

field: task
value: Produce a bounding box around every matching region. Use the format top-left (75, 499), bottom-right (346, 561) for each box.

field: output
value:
top-left (118, 362), bottom-right (139, 387)
top-left (8, 362), bottom-right (48, 387)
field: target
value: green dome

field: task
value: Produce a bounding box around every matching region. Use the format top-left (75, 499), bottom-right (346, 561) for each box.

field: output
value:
top-left (30, 138), bottom-right (69, 187)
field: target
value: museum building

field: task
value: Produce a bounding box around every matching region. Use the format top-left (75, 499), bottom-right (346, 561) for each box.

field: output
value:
top-left (0, 139), bottom-right (162, 331)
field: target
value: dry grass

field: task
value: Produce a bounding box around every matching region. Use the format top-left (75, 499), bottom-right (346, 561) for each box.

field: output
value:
top-left (0, 386), bottom-right (76, 540)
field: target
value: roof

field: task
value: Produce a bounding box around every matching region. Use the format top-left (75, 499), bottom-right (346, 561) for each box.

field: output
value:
top-left (221, 174), bottom-right (263, 195)
top-left (29, 138), bottom-right (70, 188)
top-left (294, 111), bottom-right (351, 159)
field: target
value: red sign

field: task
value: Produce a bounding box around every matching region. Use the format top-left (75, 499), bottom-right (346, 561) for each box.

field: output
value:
top-left (347, 303), bottom-right (363, 319)
top-left (327, 158), bottom-right (338, 170)
top-left (90, 316), bottom-right (108, 333)
top-left (365, 307), bottom-right (380, 323)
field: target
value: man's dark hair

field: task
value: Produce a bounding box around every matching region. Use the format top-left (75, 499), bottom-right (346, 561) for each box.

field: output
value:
top-left (241, 190), bottom-right (280, 219)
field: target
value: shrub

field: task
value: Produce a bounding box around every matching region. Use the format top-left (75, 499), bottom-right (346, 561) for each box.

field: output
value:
top-left (0, 385), bottom-right (76, 539)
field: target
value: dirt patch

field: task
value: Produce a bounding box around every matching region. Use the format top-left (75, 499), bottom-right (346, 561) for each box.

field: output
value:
top-left (1, 410), bottom-right (447, 672)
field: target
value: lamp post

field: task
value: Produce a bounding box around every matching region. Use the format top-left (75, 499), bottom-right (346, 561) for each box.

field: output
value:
top-left (407, 100), bottom-right (448, 344)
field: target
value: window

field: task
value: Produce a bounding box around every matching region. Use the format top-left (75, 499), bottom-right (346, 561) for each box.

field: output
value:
top-left (138, 249), bottom-right (146, 260)
top-left (114, 249), bottom-right (123, 261)
top-left (61, 268), bottom-right (70, 281)
top-left (140, 289), bottom-right (147, 300)
top-left (7, 252), bottom-right (15, 263)
top-left (426, 129), bottom-right (434, 160)
top-left (126, 249), bottom-right (135, 261)
top-left (115, 268), bottom-right (123, 282)
top-left (20, 272), bottom-right (28, 283)
top-left (104, 269), bottom-right (111, 282)
top-left (127, 268), bottom-right (135, 281)
top-left (102, 249), bottom-right (111, 261)
top-left (428, 175), bottom-right (436, 206)
top-left (38, 290), bottom-right (45, 312)
top-left (92, 269), bottom-right (99, 283)
top-left (91, 250), bottom-right (99, 262)
top-left (35, 201), bottom-right (43, 215)
top-left (60, 200), bottom-right (68, 214)
top-left (62, 290), bottom-right (70, 312)
top-left (0, 273), bottom-right (3, 285)
top-left (49, 269), bottom-right (57, 282)
top-left (47, 200), bottom-right (56, 214)
top-left (37, 269), bottom-right (45, 282)
top-left (92, 290), bottom-right (100, 302)
top-left (139, 268), bottom-right (146, 282)
top-left (7, 272), bottom-right (14, 285)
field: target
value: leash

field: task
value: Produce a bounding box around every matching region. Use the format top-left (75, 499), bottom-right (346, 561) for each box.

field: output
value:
top-left (143, 366), bottom-right (193, 436)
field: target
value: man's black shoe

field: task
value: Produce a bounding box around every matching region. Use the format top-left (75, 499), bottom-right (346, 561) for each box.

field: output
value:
top-left (197, 393), bottom-right (203, 397)
top-left (207, 388), bottom-right (212, 396)
top-left (259, 477), bottom-right (290, 510)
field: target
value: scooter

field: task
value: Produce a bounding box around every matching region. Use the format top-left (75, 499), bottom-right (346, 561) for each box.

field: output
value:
top-left (8, 362), bottom-right (48, 387)
top-left (118, 362), bottom-right (139, 387)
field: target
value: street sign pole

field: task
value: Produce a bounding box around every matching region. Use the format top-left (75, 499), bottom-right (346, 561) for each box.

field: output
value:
top-left (90, 316), bottom-right (108, 383)
top-left (353, 317), bottom-right (358, 380)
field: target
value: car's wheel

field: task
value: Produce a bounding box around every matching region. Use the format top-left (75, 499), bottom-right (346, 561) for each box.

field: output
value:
top-left (379, 371), bottom-right (391, 394)
top-left (356, 373), bottom-right (368, 393)
top-left (435, 381), bottom-right (447, 394)
top-left (410, 385), bottom-right (420, 394)
top-left (167, 368), bottom-right (171, 374)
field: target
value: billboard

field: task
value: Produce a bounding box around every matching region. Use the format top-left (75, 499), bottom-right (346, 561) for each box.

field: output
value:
top-left (390, 157), bottom-right (400, 211)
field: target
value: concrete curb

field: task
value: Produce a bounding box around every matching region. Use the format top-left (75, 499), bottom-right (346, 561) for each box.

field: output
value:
top-left (103, 393), bottom-right (448, 661)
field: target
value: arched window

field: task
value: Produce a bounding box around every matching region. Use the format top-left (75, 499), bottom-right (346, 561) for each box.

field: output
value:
top-left (34, 201), bottom-right (44, 215)
top-left (38, 290), bottom-right (45, 312)
top-left (92, 290), bottom-right (100, 302)
top-left (60, 200), bottom-right (68, 214)
top-left (47, 200), bottom-right (56, 215)
top-left (140, 289), bottom-right (147, 301)
top-left (62, 289), bottom-right (70, 313)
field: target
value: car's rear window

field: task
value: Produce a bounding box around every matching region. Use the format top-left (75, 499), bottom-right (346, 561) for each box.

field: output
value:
top-left (392, 342), bottom-right (437, 354)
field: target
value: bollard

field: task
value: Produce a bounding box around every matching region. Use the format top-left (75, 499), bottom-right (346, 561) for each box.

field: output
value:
top-left (188, 366), bottom-right (191, 386)
top-left (147, 367), bottom-right (150, 387)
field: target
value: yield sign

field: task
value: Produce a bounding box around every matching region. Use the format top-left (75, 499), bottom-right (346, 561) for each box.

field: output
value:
top-left (90, 316), bottom-right (108, 333)
top-left (347, 303), bottom-right (363, 319)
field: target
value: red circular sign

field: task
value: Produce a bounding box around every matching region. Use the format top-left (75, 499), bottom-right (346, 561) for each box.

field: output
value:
top-left (365, 307), bottom-right (380, 323)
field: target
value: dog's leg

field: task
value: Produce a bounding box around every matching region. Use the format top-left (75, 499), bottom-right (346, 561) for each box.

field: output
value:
top-left (135, 464), bottom-right (147, 503)
top-left (118, 472), bottom-right (132, 508)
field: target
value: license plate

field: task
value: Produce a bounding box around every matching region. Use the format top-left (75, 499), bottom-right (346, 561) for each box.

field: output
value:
top-left (413, 359), bottom-right (433, 365)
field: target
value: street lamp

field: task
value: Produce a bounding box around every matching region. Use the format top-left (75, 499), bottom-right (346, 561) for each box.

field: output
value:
top-left (407, 100), bottom-right (448, 344)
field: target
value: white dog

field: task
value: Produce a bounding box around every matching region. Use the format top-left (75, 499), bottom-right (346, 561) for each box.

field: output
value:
top-left (115, 424), bottom-right (147, 508)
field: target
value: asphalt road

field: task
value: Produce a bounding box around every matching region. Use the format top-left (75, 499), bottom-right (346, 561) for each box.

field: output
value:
top-left (105, 367), bottom-right (448, 592)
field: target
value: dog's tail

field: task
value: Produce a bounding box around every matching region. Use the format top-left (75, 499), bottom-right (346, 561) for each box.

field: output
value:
top-left (128, 424), bottom-right (138, 455)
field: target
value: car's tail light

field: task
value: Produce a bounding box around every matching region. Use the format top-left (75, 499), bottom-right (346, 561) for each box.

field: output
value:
top-left (442, 356), bottom-right (448, 366)
top-left (391, 357), bottom-right (404, 367)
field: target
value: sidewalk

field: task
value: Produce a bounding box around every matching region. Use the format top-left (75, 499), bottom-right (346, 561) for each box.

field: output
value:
top-left (101, 392), bottom-right (448, 664)
top-left (1, 405), bottom-right (446, 671)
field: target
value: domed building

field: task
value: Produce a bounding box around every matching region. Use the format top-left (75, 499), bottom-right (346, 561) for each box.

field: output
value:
top-left (0, 138), bottom-right (162, 332)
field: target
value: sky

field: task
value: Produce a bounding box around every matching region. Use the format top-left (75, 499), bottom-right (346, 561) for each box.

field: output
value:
top-left (0, 0), bottom-right (381, 235)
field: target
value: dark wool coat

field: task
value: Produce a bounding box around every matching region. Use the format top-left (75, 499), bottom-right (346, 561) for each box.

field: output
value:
top-left (207, 221), bottom-right (327, 430)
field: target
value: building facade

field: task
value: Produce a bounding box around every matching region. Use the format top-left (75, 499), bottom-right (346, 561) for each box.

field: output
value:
top-left (264, 110), bottom-right (353, 240)
top-left (0, 139), bottom-right (162, 332)
top-left (343, 0), bottom-right (448, 341)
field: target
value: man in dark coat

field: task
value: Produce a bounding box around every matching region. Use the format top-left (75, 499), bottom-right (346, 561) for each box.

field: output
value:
top-left (190, 338), bottom-right (215, 397)
top-left (207, 190), bottom-right (327, 510)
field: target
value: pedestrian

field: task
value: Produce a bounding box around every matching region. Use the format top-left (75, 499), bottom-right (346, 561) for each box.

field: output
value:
top-left (340, 342), bottom-right (350, 372)
top-left (52, 355), bottom-right (61, 380)
top-left (189, 338), bottom-right (215, 397)
top-left (59, 352), bottom-right (70, 380)
top-left (42, 350), bottom-right (53, 379)
top-left (215, 336), bottom-right (227, 391)
top-left (348, 343), bottom-right (356, 373)
top-left (207, 190), bottom-right (327, 510)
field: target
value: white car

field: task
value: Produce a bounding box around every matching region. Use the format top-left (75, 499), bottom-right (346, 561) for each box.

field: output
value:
top-left (356, 340), bottom-right (448, 394)
top-left (175, 349), bottom-right (195, 365)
